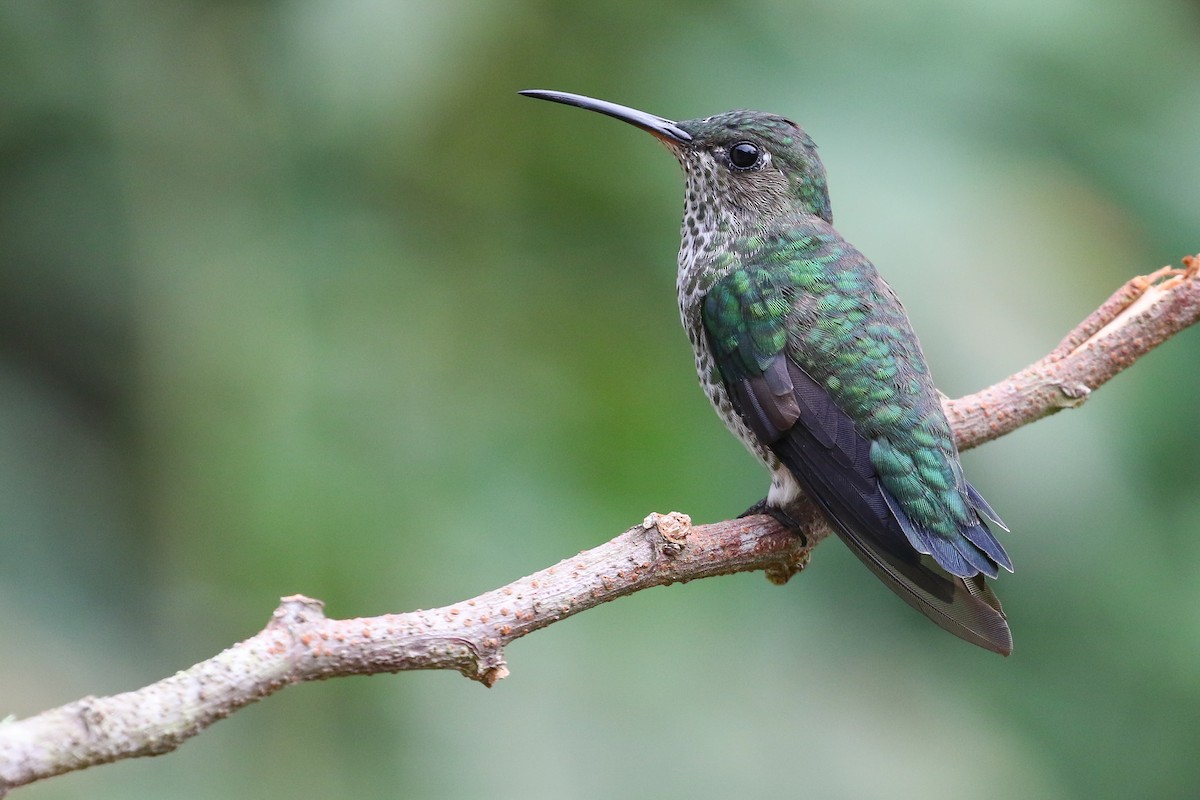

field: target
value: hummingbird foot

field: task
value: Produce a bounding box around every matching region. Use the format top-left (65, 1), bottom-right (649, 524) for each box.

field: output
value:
top-left (740, 498), bottom-right (812, 584)
top-left (739, 497), bottom-right (809, 547)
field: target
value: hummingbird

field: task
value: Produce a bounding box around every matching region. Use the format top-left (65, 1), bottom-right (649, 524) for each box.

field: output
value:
top-left (520, 90), bottom-right (1014, 655)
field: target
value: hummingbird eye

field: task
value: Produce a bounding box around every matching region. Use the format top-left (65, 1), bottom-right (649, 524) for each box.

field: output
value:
top-left (727, 141), bottom-right (762, 170)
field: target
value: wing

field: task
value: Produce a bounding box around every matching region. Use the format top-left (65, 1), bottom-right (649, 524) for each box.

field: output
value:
top-left (702, 262), bottom-right (1012, 655)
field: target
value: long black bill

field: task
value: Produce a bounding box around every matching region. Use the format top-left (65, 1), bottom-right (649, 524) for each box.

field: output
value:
top-left (519, 90), bottom-right (692, 144)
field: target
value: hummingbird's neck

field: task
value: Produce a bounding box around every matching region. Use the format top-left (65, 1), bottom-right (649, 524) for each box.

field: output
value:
top-left (676, 166), bottom-right (747, 316)
top-left (678, 177), bottom-right (728, 292)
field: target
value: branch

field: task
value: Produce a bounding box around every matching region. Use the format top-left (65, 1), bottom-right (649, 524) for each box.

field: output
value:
top-left (946, 256), bottom-right (1200, 450)
top-left (2, 255), bottom-right (1197, 796)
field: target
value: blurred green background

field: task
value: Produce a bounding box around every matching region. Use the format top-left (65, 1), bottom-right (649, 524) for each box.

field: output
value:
top-left (2, 1), bottom-right (1199, 798)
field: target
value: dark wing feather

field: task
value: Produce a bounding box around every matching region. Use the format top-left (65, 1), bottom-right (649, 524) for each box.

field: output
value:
top-left (732, 354), bottom-right (1012, 655)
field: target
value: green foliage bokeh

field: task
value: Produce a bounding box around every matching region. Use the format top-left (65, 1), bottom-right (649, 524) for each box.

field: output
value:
top-left (2, 2), bottom-right (1199, 798)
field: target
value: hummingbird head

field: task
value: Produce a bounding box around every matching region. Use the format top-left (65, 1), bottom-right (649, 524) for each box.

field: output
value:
top-left (520, 90), bottom-right (832, 227)
top-left (673, 110), bottom-right (832, 227)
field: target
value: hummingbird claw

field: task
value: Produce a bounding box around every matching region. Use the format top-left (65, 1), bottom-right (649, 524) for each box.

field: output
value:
top-left (740, 499), bottom-right (809, 546)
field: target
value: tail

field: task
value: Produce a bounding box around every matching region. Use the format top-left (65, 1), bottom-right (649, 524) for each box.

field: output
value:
top-left (833, 521), bottom-right (1011, 655)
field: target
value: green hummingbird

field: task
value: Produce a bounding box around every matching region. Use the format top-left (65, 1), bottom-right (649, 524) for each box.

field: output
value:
top-left (520, 90), bottom-right (1014, 655)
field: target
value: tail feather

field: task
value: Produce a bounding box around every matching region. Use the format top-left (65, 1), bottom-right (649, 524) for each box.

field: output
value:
top-left (838, 526), bottom-right (1012, 656)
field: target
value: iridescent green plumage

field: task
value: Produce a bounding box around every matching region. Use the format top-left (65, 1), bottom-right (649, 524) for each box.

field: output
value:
top-left (522, 90), bottom-right (1014, 654)
top-left (701, 223), bottom-right (1010, 578)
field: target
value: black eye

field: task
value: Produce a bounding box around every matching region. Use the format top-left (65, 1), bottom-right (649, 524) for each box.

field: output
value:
top-left (728, 141), bottom-right (761, 170)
